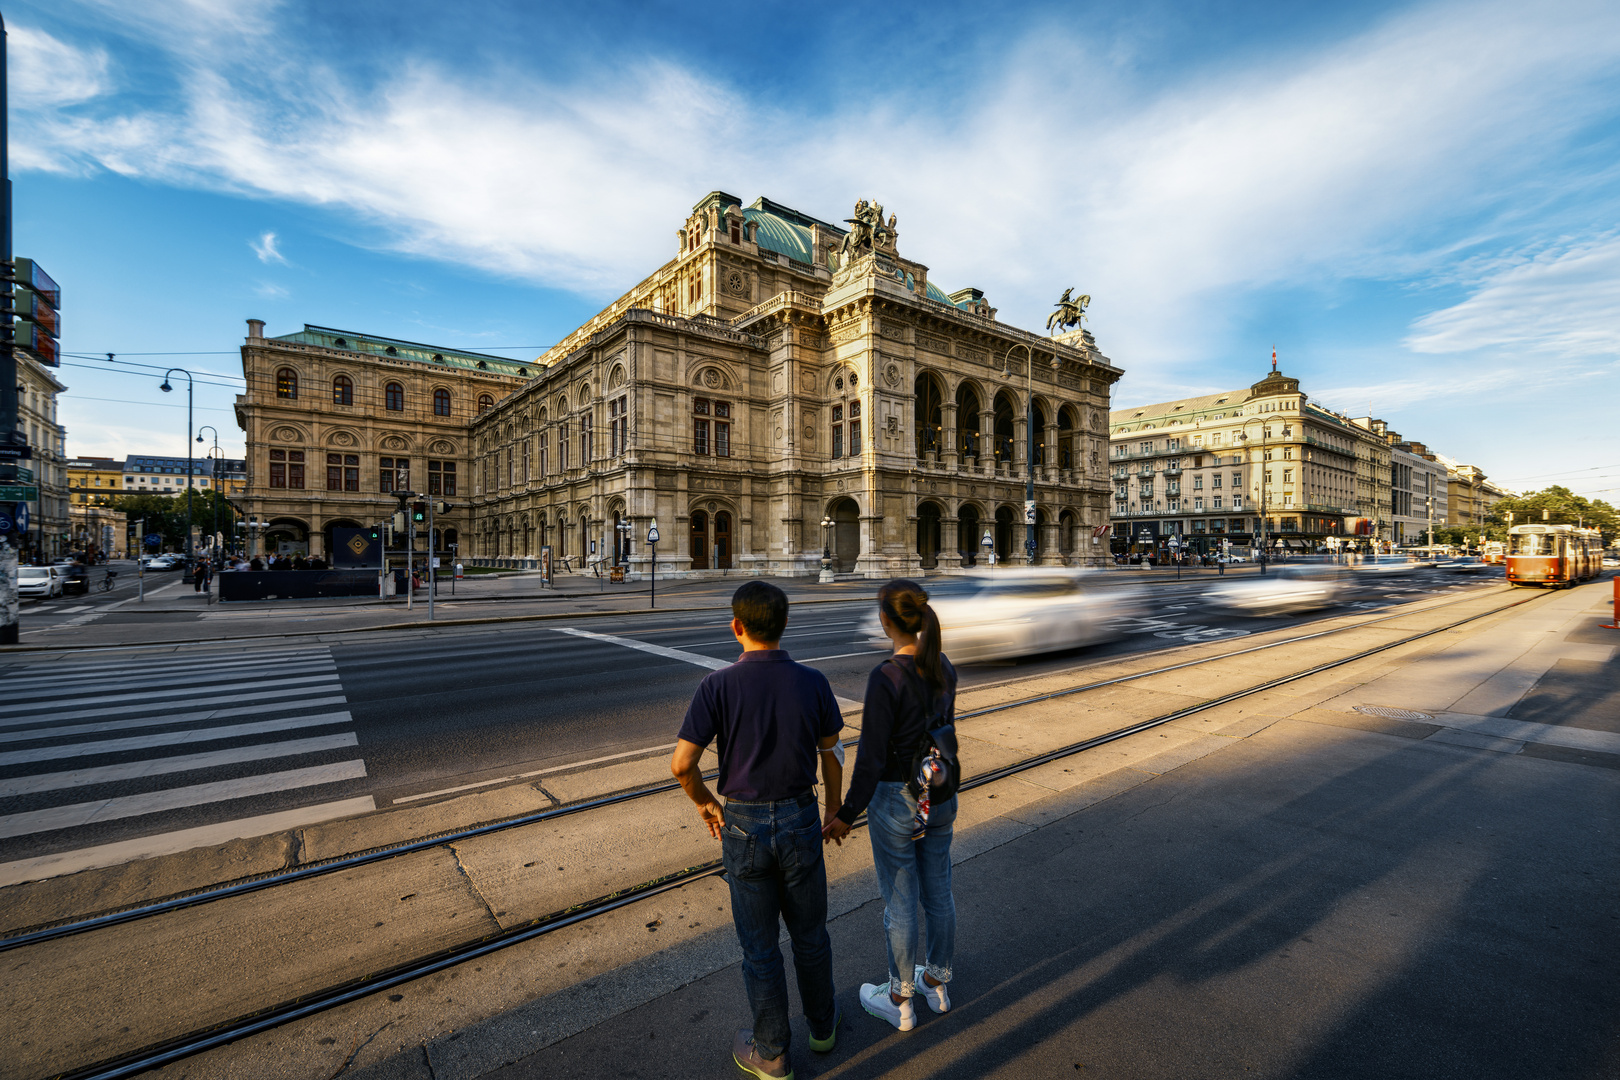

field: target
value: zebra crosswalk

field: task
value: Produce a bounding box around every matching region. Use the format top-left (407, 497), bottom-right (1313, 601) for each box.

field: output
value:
top-left (0, 646), bottom-right (375, 884)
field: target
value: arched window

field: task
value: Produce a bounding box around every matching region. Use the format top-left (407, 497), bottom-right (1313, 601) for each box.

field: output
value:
top-left (914, 374), bottom-right (943, 458)
top-left (386, 382), bottom-right (405, 411)
top-left (993, 391), bottom-right (1017, 463)
top-left (332, 375), bottom-right (353, 406)
top-left (478, 394), bottom-right (494, 414)
top-left (434, 388), bottom-right (451, 416)
top-left (830, 371), bottom-right (861, 460)
top-left (956, 383), bottom-right (982, 459)
top-left (276, 368), bottom-right (298, 399)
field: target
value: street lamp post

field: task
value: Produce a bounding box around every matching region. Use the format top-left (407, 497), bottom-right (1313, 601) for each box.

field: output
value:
top-left (981, 529), bottom-right (995, 574)
top-left (646, 520), bottom-right (660, 609)
top-left (197, 425), bottom-right (221, 561)
top-left (159, 368), bottom-right (196, 574)
top-left (1002, 343), bottom-right (1039, 564)
top-left (819, 515), bottom-right (835, 583)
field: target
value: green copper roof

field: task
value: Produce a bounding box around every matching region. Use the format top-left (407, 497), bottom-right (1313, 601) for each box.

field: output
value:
top-left (275, 325), bottom-right (533, 377)
top-left (743, 207), bottom-right (817, 264)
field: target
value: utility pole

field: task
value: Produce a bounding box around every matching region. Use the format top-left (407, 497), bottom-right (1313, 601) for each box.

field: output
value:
top-left (0, 15), bottom-right (18, 645)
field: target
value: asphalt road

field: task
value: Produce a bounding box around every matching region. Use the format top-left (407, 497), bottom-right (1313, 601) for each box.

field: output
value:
top-left (0, 567), bottom-right (1504, 869)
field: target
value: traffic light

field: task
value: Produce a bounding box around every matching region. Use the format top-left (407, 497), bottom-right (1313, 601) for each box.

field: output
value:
top-left (368, 525), bottom-right (380, 542)
top-left (411, 502), bottom-right (426, 524)
top-left (433, 501), bottom-right (454, 516)
top-left (392, 511), bottom-right (406, 533)
top-left (10, 259), bottom-right (60, 367)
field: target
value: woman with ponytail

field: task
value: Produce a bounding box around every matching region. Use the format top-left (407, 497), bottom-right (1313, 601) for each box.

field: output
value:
top-left (824, 579), bottom-right (959, 1031)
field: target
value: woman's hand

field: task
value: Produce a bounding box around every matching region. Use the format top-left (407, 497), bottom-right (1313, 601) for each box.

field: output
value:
top-left (823, 815), bottom-right (852, 845)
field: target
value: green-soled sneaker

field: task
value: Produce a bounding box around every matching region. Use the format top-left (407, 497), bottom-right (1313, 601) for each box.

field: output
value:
top-left (809, 1006), bottom-right (841, 1053)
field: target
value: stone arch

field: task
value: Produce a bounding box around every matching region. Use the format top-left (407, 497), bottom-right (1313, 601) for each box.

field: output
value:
top-left (377, 432), bottom-right (414, 453)
top-left (429, 438), bottom-right (457, 456)
top-left (608, 364), bottom-right (628, 392)
top-left (826, 496), bottom-right (860, 572)
top-left (1058, 405), bottom-right (1080, 469)
top-left (994, 504), bottom-right (1018, 563)
top-left (1032, 399), bottom-right (1050, 467)
top-left (827, 365), bottom-right (861, 396)
top-left (916, 499), bottom-right (943, 569)
top-left (263, 516), bottom-right (311, 558)
top-left (324, 428), bottom-right (362, 448)
top-left (914, 371), bottom-right (945, 458)
top-left (955, 501), bottom-right (985, 566)
top-left (1058, 507), bottom-right (1078, 558)
top-left (269, 422), bottom-right (311, 445)
top-left (955, 380), bottom-right (984, 459)
top-left (992, 391), bottom-right (1017, 464)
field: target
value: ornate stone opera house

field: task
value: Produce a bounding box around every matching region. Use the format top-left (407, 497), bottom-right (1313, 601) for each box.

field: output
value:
top-left (235, 192), bottom-right (1122, 577)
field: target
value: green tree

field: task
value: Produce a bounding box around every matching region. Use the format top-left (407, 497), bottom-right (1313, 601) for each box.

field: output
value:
top-left (1485, 486), bottom-right (1617, 544)
top-left (112, 490), bottom-right (238, 553)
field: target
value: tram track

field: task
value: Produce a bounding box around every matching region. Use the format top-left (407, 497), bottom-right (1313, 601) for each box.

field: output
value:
top-left (6, 581), bottom-right (1508, 956)
top-left (25, 582), bottom-right (1556, 1080)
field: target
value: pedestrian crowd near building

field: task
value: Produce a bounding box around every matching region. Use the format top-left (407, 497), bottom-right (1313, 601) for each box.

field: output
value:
top-left (672, 579), bottom-right (960, 1078)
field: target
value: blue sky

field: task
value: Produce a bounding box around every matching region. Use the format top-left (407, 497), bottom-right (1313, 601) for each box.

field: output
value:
top-left (11, 0), bottom-right (1620, 498)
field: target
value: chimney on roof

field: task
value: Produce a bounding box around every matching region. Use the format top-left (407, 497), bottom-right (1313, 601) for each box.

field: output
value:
top-left (247, 319), bottom-right (265, 340)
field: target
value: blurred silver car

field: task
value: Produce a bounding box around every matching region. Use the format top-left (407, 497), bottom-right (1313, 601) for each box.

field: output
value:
top-left (1205, 564), bottom-right (1348, 616)
top-left (1438, 555), bottom-right (1491, 573)
top-left (860, 570), bottom-right (1134, 663)
top-left (1351, 555), bottom-right (1419, 577)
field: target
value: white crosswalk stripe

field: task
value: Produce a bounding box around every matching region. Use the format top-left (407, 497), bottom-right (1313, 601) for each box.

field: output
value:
top-left (0, 646), bottom-right (374, 871)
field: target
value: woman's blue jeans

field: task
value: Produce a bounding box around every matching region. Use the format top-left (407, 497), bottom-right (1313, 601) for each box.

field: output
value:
top-left (867, 780), bottom-right (956, 996)
top-left (721, 794), bottom-right (838, 1060)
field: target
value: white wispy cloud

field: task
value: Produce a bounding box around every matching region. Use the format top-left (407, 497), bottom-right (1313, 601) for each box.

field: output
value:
top-left (16, 0), bottom-right (1620, 392)
top-left (1404, 235), bottom-right (1620, 357)
top-left (251, 231), bottom-right (288, 265)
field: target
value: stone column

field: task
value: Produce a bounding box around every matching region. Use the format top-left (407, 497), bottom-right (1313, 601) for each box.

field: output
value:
top-left (1045, 423), bottom-right (1060, 483)
top-left (981, 407), bottom-right (996, 473)
top-left (942, 401), bottom-right (959, 469)
top-left (938, 514), bottom-right (963, 571)
top-left (1038, 520), bottom-right (1064, 566)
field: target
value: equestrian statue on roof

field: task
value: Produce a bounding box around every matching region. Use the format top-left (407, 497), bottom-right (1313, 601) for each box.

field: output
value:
top-left (1047, 288), bottom-right (1090, 334)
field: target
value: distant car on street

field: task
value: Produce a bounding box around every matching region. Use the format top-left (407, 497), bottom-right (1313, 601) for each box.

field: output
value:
top-left (1205, 564), bottom-right (1348, 616)
top-left (1438, 555), bottom-right (1492, 573)
top-left (143, 555), bottom-right (181, 571)
top-left (1352, 556), bottom-right (1419, 577)
top-left (18, 566), bottom-right (64, 599)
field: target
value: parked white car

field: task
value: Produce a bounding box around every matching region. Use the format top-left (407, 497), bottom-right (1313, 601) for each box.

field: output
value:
top-left (860, 570), bottom-right (1135, 663)
top-left (17, 565), bottom-right (63, 599)
top-left (1205, 564), bottom-right (1349, 616)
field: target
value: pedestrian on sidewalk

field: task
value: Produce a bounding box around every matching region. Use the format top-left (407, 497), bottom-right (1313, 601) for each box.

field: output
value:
top-left (671, 581), bottom-right (845, 1079)
top-left (824, 579), bottom-right (959, 1033)
top-left (193, 558), bottom-right (209, 592)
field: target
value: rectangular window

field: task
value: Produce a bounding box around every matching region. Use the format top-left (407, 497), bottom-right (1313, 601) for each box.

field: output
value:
top-left (1265, 469), bottom-right (1274, 484)
top-left (1283, 447), bottom-right (1293, 460)
top-left (286, 450), bottom-right (304, 489)
top-left (1168, 438), bottom-right (1180, 451)
top-left (610, 397), bottom-right (627, 457)
top-left (538, 432), bottom-right (548, 476)
top-left (715, 400), bottom-right (730, 457)
top-left (1139, 441), bottom-right (1152, 454)
top-left (1232, 472), bottom-right (1241, 486)
top-left (694, 417), bottom-right (710, 456)
top-left (326, 453), bottom-right (360, 492)
top-left (1191, 435), bottom-right (1203, 447)
top-left (1231, 496), bottom-right (1243, 509)
top-left (1193, 476), bottom-right (1203, 490)
top-left (1283, 468), bottom-right (1293, 483)
top-left (1212, 474), bottom-right (1222, 489)
top-left (381, 456), bottom-right (408, 493)
top-left (831, 404), bottom-right (844, 459)
top-left (581, 421), bottom-right (591, 464)
top-left (1168, 499), bottom-right (1180, 511)
top-left (1194, 497), bottom-right (1204, 510)
top-left (1213, 496), bottom-right (1222, 508)
top-left (850, 400), bottom-right (862, 455)
top-left (1283, 493), bottom-right (1294, 507)
top-left (559, 423), bottom-right (569, 471)
top-left (427, 459), bottom-right (457, 496)
top-left (523, 438), bottom-right (531, 480)
top-left (1211, 433), bottom-right (1223, 445)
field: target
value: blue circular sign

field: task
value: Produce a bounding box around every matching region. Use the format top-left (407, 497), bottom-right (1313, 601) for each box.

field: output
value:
top-left (0, 512), bottom-right (12, 535)
top-left (13, 503), bottom-right (27, 533)
top-left (145, 532), bottom-right (163, 549)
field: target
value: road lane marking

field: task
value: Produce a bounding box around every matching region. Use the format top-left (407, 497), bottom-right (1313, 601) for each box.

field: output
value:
top-left (391, 742), bottom-right (683, 804)
top-left (0, 697), bottom-right (350, 744)
top-left (0, 659), bottom-right (336, 695)
top-left (0, 733), bottom-right (360, 795)
top-left (12, 647), bottom-right (332, 677)
top-left (0, 712), bottom-right (356, 764)
top-left (0, 760), bottom-right (369, 839)
top-left (0, 796), bottom-right (378, 887)
top-left (0, 673), bottom-right (342, 715)
top-left (556, 627), bottom-right (864, 711)
top-left (0, 681), bottom-right (344, 727)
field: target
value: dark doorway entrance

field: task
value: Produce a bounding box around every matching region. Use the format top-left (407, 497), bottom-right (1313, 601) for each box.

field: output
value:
top-left (917, 502), bottom-right (942, 569)
top-left (830, 498), bottom-right (859, 572)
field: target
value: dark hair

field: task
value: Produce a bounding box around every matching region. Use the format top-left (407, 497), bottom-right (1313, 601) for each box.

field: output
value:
top-left (732, 581), bottom-right (788, 642)
top-left (878, 578), bottom-right (944, 691)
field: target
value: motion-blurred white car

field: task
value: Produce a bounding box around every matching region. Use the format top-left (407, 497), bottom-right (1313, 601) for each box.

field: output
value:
top-left (1205, 564), bottom-right (1348, 616)
top-left (1438, 556), bottom-right (1491, 573)
top-left (860, 570), bottom-right (1135, 663)
top-left (1351, 556), bottom-right (1419, 577)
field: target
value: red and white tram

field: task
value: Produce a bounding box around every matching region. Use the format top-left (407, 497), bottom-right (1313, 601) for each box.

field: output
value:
top-left (1506, 524), bottom-right (1602, 588)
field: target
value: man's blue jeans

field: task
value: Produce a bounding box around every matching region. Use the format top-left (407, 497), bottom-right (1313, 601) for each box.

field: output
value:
top-left (867, 780), bottom-right (957, 997)
top-left (721, 793), bottom-right (838, 1060)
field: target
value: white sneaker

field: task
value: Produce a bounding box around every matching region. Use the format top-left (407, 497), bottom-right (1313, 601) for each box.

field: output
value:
top-left (859, 981), bottom-right (916, 1031)
top-left (914, 965), bottom-right (950, 1013)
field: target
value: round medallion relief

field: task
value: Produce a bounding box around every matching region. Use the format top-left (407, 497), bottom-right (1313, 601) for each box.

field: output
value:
top-left (803, 424), bottom-right (815, 439)
top-left (383, 436), bottom-right (406, 451)
top-left (331, 431), bottom-right (355, 447)
top-left (702, 369), bottom-right (722, 389)
top-left (707, 501), bottom-right (717, 512)
top-left (726, 270), bottom-right (746, 295)
top-left (774, 427), bottom-right (783, 440)
top-left (273, 427), bottom-right (300, 442)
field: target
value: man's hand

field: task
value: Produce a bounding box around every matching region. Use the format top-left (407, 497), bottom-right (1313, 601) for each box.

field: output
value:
top-left (823, 816), bottom-right (851, 845)
top-left (696, 798), bottom-right (725, 840)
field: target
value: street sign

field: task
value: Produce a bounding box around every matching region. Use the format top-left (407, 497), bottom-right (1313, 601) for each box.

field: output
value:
top-left (0, 486), bottom-right (38, 501)
top-left (0, 512), bottom-right (11, 534)
top-left (12, 467), bottom-right (33, 484)
top-left (14, 504), bottom-right (28, 533)
top-left (0, 446), bottom-right (32, 460)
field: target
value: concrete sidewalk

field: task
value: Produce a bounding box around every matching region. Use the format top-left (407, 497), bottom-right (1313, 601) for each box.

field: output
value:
top-left (357, 581), bottom-right (1618, 1080)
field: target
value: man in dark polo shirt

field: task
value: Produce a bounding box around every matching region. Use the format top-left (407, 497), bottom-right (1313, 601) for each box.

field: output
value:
top-left (671, 581), bottom-right (845, 1079)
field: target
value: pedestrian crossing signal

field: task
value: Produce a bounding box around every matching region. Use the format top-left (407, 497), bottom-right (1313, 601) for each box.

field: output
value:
top-left (411, 502), bottom-right (426, 524)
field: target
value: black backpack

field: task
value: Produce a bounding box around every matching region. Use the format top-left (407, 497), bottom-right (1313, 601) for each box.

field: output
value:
top-left (888, 659), bottom-right (961, 804)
